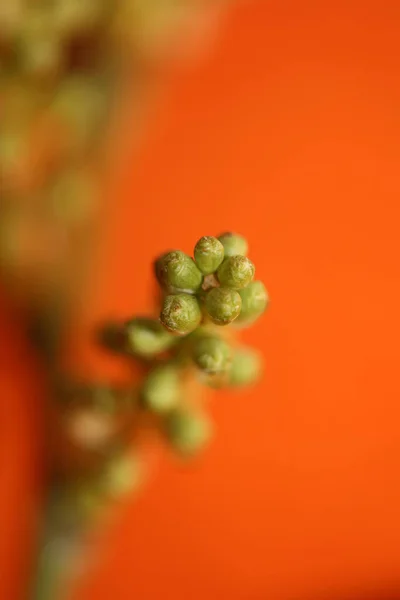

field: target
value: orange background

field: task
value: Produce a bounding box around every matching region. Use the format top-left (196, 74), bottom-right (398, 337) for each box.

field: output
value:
top-left (2, 1), bottom-right (400, 599)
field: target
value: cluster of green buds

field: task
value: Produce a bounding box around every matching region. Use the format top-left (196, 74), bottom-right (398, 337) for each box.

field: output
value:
top-left (97, 232), bottom-right (268, 460)
top-left (2, 4), bottom-right (268, 545)
top-left (34, 232), bottom-right (267, 598)
top-left (156, 233), bottom-right (267, 330)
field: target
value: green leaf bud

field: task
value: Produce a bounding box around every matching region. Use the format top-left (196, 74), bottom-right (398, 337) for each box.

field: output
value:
top-left (217, 255), bottom-right (255, 289)
top-left (237, 281), bottom-right (269, 323)
top-left (218, 232), bottom-right (248, 257)
top-left (156, 250), bottom-right (203, 293)
top-left (165, 407), bottom-right (213, 456)
top-left (160, 294), bottom-right (202, 336)
top-left (205, 287), bottom-right (242, 325)
top-left (194, 236), bottom-right (225, 275)
top-left (124, 317), bottom-right (175, 357)
top-left (141, 365), bottom-right (181, 413)
top-left (192, 334), bottom-right (232, 374)
top-left (229, 347), bottom-right (263, 387)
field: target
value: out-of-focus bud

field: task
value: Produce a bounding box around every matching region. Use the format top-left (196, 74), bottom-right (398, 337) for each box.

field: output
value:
top-left (124, 317), bottom-right (176, 358)
top-left (237, 280), bottom-right (269, 325)
top-left (100, 450), bottom-right (143, 499)
top-left (229, 347), bottom-right (263, 387)
top-left (165, 406), bottom-right (213, 456)
top-left (140, 364), bottom-right (182, 413)
top-left (192, 334), bottom-right (232, 374)
top-left (218, 231), bottom-right (248, 257)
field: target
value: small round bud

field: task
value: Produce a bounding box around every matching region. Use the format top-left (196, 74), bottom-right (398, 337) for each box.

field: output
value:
top-left (153, 250), bottom-right (173, 280)
top-left (218, 232), bottom-right (248, 257)
top-left (238, 281), bottom-right (269, 323)
top-left (229, 347), bottom-right (263, 387)
top-left (205, 287), bottom-right (241, 325)
top-left (194, 236), bottom-right (224, 275)
top-left (192, 335), bottom-right (232, 374)
top-left (100, 452), bottom-right (142, 499)
top-left (124, 317), bottom-right (175, 357)
top-left (217, 255), bottom-right (255, 289)
top-left (141, 365), bottom-right (181, 413)
top-left (160, 294), bottom-right (202, 336)
top-left (165, 407), bottom-right (213, 456)
top-left (156, 250), bottom-right (203, 293)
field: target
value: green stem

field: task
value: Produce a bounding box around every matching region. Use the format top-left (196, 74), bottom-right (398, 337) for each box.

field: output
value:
top-left (31, 489), bottom-right (86, 600)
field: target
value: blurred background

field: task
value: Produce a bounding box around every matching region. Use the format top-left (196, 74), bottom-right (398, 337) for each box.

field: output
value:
top-left (1, 1), bottom-right (400, 599)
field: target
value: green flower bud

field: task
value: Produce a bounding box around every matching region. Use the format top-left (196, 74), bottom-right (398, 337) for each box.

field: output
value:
top-left (100, 452), bottom-right (142, 499)
top-left (205, 287), bottom-right (241, 325)
top-left (160, 294), bottom-right (202, 336)
top-left (166, 407), bottom-right (213, 456)
top-left (156, 250), bottom-right (202, 293)
top-left (229, 347), bottom-right (263, 387)
top-left (124, 317), bottom-right (175, 357)
top-left (218, 232), bottom-right (248, 257)
top-left (238, 281), bottom-right (269, 323)
top-left (192, 334), bottom-right (232, 374)
top-left (217, 255), bottom-right (255, 289)
top-left (194, 236), bottom-right (224, 275)
top-left (141, 364), bottom-right (181, 413)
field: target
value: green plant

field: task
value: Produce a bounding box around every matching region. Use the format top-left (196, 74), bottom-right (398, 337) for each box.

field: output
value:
top-left (92, 232), bottom-right (268, 474)
top-left (56, 232), bottom-right (269, 516)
